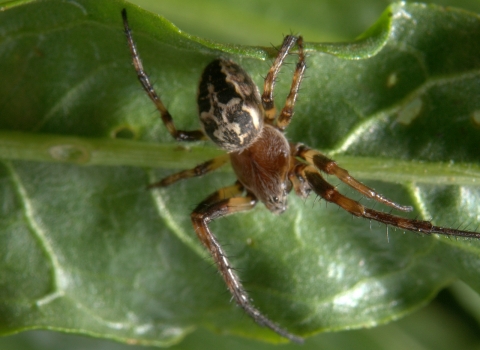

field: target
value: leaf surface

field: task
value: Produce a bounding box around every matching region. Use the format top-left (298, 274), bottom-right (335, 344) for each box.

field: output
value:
top-left (1, 0), bottom-right (480, 346)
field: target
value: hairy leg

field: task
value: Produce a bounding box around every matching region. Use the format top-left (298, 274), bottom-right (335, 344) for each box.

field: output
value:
top-left (299, 165), bottom-right (480, 239)
top-left (191, 185), bottom-right (303, 343)
top-left (294, 144), bottom-right (412, 212)
top-left (122, 9), bottom-right (206, 141)
top-left (262, 35), bottom-right (299, 123)
top-left (276, 36), bottom-right (306, 131)
top-left (148, 154), bottom-right (230, 188)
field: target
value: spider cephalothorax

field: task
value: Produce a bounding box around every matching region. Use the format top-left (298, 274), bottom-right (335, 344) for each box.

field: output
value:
top-left (122, 9), bottom-right (480, 343)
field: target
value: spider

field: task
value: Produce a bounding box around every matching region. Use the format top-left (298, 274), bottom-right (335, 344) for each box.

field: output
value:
top-left (122, 9), bottom-right (480, 343)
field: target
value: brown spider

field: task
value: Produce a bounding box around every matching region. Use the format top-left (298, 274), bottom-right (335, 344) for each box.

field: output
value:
top-left (122, 9), bottom-right (480, 343)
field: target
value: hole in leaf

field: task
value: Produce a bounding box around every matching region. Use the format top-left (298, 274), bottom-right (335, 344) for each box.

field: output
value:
top-left (471, 110), bottom-right (480, 128)
top-left (111, 125), bottom-right (137, 140)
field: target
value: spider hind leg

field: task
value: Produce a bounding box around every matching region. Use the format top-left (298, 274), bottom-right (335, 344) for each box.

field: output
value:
top-left (276, 36), bottom-right (306, 131)
top-left (122, 9), bottom-right (206, 142)
top-left (262, 35), bottom-right (298, 123)
top-left (262, 35), bottom-right (306, 130)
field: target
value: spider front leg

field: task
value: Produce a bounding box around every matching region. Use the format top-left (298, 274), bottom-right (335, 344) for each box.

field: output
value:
top-left (294, 144), bottom-right (412, 212)
top-left (298, 165), bottom-right (480, 239)
top-left (191, 184), bottom-right (303, 344)
top-left (122, 9), bottom-right (206, 142)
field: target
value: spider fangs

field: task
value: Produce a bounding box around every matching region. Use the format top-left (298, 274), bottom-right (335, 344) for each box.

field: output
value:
top-left (122, 9), bottom-right (480, 343)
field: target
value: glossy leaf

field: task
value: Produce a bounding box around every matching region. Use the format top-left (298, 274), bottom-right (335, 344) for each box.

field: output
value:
top-left (0, 0), bottom-right (480, 346)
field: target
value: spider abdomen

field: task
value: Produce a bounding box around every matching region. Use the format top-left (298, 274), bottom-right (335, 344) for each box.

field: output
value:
top-left (197, 59), bottom-right (264, 152)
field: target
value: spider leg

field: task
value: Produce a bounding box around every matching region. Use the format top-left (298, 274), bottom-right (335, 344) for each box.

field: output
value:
top-left (148, 154), bottom-right (230, 188)
top-left (294, 144), bottom-right (413, 212)
top-left (289, 163), bottom-right (312, 199)
top-left (122, 9), bottom-right (206, 142)
top-left (262, 35), bottom-right (299, 123)
top-left (300, 165), bottom-right (480, 239)
top-left (191, 185), bottom-right (303, 343)
top-left (276, 36), bottom-right (306, 131)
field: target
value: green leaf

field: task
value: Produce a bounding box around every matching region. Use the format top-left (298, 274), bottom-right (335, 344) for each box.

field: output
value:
top-left (1, 0), bottom-right (480, 347)
top-left (126, 0), bottom-right (480, 45)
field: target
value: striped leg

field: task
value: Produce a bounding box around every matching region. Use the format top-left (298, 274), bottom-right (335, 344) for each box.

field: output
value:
top-left (148, 154), bottom-right (230, 188)
top-left (294, 144), bottom-right (412, 212)
top-left (298, 165), bottom-right (480, 239)
top-left (262, 35), bottom-right (299, 123)
top-left (122, 9), bottom-right (206, 142)
top-left (191, 185), bottom-right (303, 343)
top-left (276, 36), bottom-right (306, 131)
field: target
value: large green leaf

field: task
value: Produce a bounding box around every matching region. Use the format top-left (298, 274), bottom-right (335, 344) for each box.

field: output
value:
top-left (128, 0), bottom-right (480, 44)
top-left (1, 0), bottom-right (480, 347)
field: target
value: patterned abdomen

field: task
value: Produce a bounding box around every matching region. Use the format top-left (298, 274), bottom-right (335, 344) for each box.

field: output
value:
top-left (197, 59), bottom-right (264, 152)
